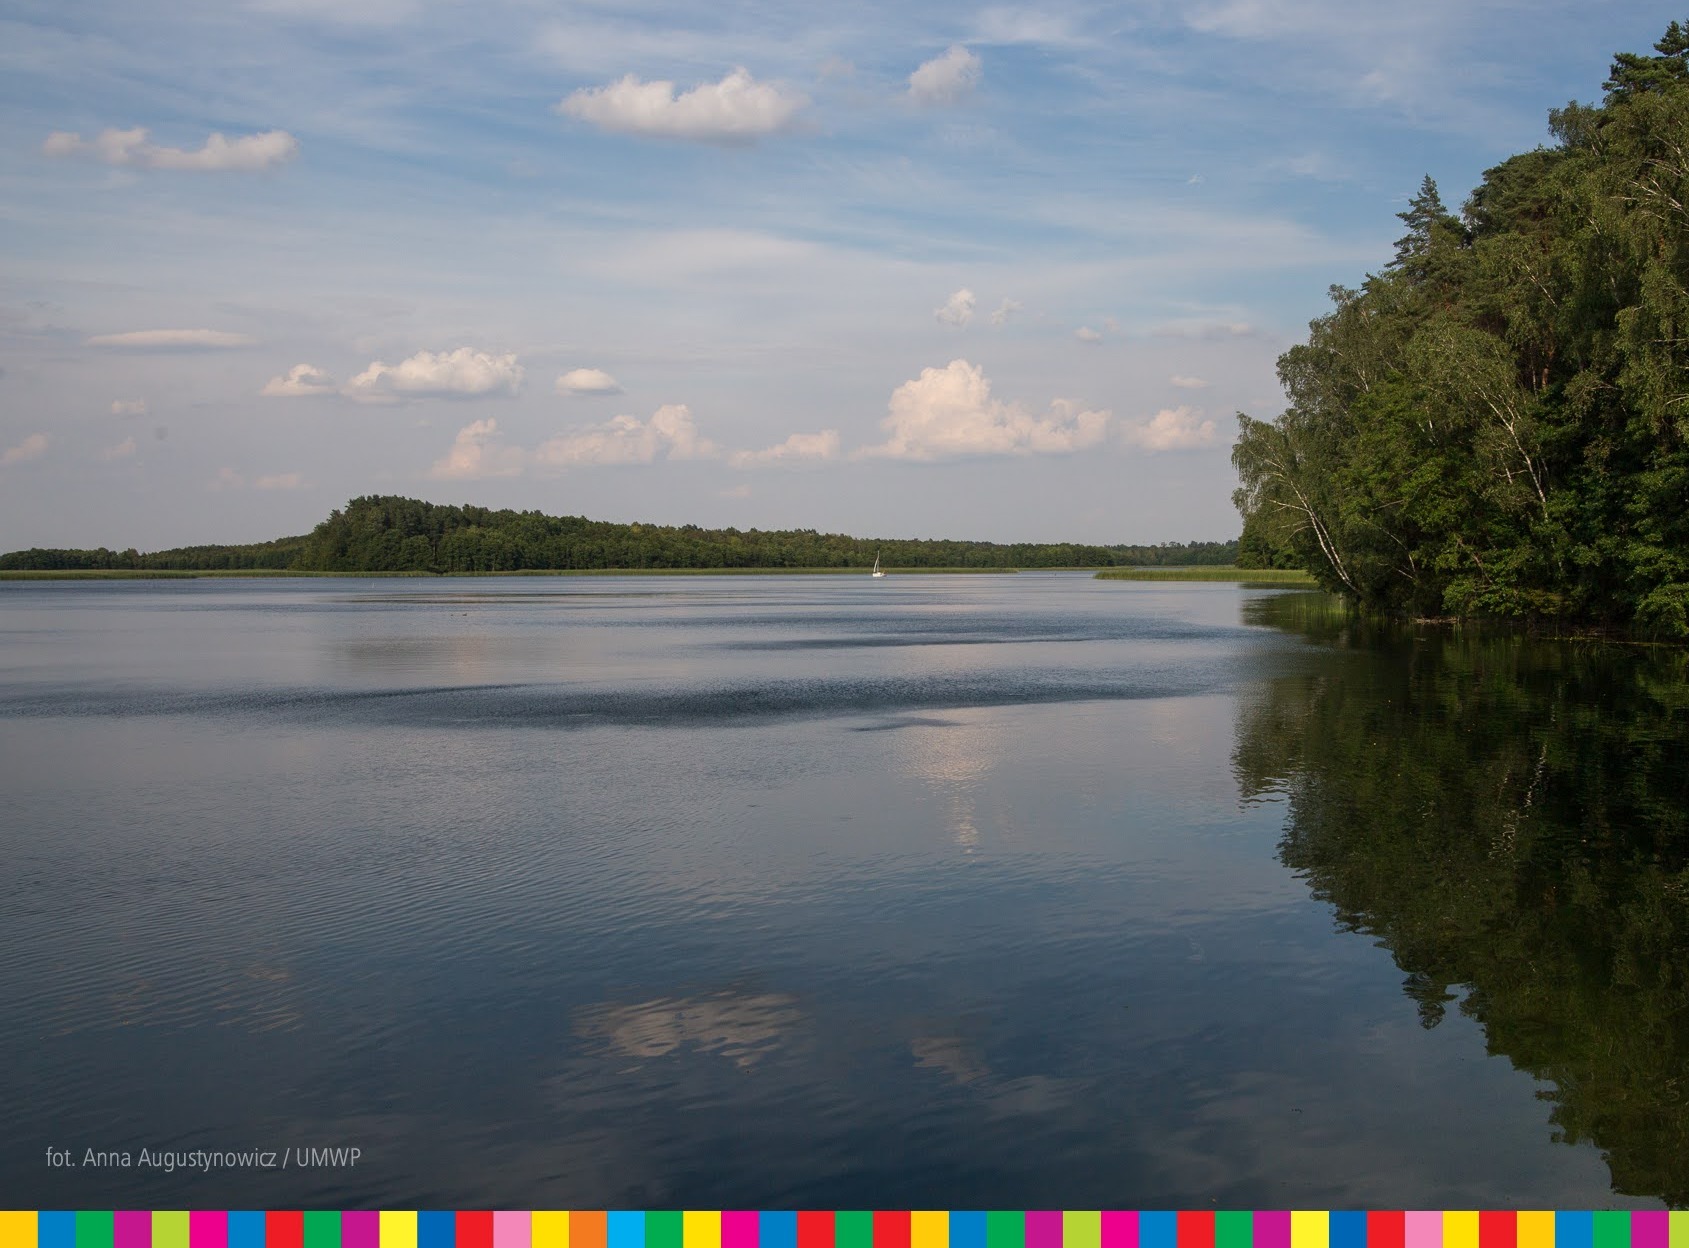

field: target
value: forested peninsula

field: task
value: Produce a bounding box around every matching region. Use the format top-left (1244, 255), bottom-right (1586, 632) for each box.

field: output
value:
top-left (0, 495), bottom-right (1237, 574)
top-left (1234, 23), bottom-right (1689, 637)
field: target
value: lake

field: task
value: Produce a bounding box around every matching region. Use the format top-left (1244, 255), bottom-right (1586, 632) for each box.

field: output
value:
top-left (1, 574), bottom-right (1683, 1209)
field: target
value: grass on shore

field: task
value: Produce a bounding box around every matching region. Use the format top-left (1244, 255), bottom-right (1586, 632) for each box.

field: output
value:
top-left (1095, 566), bottom-right (1318, 585)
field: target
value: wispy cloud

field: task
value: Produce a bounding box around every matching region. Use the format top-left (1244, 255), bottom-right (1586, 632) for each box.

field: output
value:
top-left (558, 68), bottom-right (807, 145)
top-left (908, 46), bottom-right (982, 106)
top-left (110, 398), bottom-right (148, 416)
top-left (44, 128), bottom-right (298, 172)
top-left (88, 329), bottom-right (256, 349)
top-left (935, 288), bottom-right (976, 327)
top-left (2, 434), bottom-right (50, 467)
top-left (260, 364), bottom-right (337, 397)
top-left (1122, 406), bottom-right (1218, 451)
top-left (729, 429), bottom-right (841, 468)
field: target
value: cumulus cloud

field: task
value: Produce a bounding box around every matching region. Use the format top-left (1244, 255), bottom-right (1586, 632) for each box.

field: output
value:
top-left (1169, 375), bottom-right (1209, 389)
top-left (111, 398), bottom-right (147, 416)
top-left (534, 404), bottom-right (716, 467)
top-left (345, 347), bottom-right (523, 401)
top-left (1074, 326), bottom-right (1103, 344)
top-left (990, 298), bottom-right (1022, 326)
top-left (260, 363), bottom-right (337, 397)
top-left (860, 359), bottom-right (1108, 461)
top-left (556, 367), bottom-right (623, 395)
top-left (43, 128), bottom-right (298, 172)
top-left (2, 433), bottom-right (50, 467)
top-left (729, 429), bottom-right (841, 468)
top-left (429, 418), bottom-right (527, 480)
top-left (87, 329), bottom-right (256, 349)
top-left (1122, 406), bottom-right (1218, 451)
top-left (101, 437), bottom-right (137, 461)
top-left (558, 68), bottom-right (806, 145)
top-left (908, 45), bottom-right (982, 105)
top-left (935, 288), bottom-right (975, 327)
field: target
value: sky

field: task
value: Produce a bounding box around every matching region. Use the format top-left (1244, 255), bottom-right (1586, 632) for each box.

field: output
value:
top-left (0, 0), bottom-right (1679, 550)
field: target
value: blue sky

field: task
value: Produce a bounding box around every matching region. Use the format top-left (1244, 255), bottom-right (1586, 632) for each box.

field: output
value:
top-left (0, 0), bottom-right (1677, 548)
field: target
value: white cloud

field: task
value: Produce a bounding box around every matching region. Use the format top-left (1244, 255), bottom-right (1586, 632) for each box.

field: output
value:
top-left (935, 288), bottom-right (976, 327)
top-left (1074, 326), bottom-right (1103, 343)
top-left (908, 46), bottom-right (982, 106)
top-left (261, 363), bottom-right (337, 397)
top-left (253, 472), bottom-right (306, 490)
top-left (729, 429), bottom-right (841, 468)
top-left (556, 367), bottom-right (623, 396)
top-left (110, 398), bottom-right (147, 416)
top-left (534, 404), bottom-right (716, 467)
top-left (43, 128), bottom-right (298, 172)
top-left (860, 359), bottom-right (1109, 461)
top-left (720, 484), bottom-right (752, 499)
top-left (558, 68), bottom-right (807, 145)
top-left (87, 329), bottom-right (256, 349)
top-left (345, 347), bottom-right (523, 401)
top-left (1153, 319), bottom-right (1258, 339)
top-left (429, 418), bottom-right (526, 480)
top-left (101, 437), bottom-right (137, 461)
top-left (2, 433), bottom-right (50, 467)
top-left (1170, 375), bottom-right (1209, 389)
top-left (1122, 406), bottom-right (1218, 451)
top-left (990, 298), bottom-right (1022, 326)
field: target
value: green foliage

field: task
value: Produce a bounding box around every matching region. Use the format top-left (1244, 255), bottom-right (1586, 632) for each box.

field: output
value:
top-left (1, 495), bottom-right (1239, 573)
top-left (1233, 20), bottom-right (1689, 636)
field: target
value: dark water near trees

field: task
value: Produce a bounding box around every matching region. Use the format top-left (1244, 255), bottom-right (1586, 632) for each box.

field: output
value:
top-left (1, 575), bottom-right (1682, 1208)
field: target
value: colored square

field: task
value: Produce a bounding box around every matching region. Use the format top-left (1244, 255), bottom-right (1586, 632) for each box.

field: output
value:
top-left (191, 1211), bottom-right (228, 1248)
top-left (341, 1212), bottom-right (378, 1248)
top-left (1516, 1214), bottom-right (1552, 1248)
top-left (1480, 1212), bottom-right (1516, 1248)
top-left (723, 1214), bottom-right (758, 1248)
top-left (531, 1213), bottom-right (568, 1248)
top-left (761, 1213), bottom-right (796, 1248)
top-left (41, 1214), bottom-right (77, 1248)
top-left (1593, 1214), bottom-right (1628, 1248)
top-left (797, 1212), bottom-right (834, 1248)
top-left (1330, 1213), bottom-right (1364, 1248)
top-left (684, 1213), bottom-right (721, 1248)
top-left (1445, 1212), bottom-right (1479, 1248)
top-left (1556, 1214), bottom-right (1592, 1248)
top-left (77, 1212), bottom-right (115, 1248)
top-left (1102, 1213), bottom-right (1137, 1248)
top-left (226, 1214), bottom-right (264, 1248)
top-left (1, 1212), bottom-right (39, 1248)
top-left (1178, 1212), bottom-right (1215, 1248)
top-left (646, 1212), bottom-right (682, 1248)
top-left (570, 1213), bottom-right (607, 1248)
top-left (305, 1211), bottom-right (342, 1248)
top-left (151, 1216), bottom-right (187, 1248)
top-left (418, 1211), bottom-right (456, 1248)
top-left (1027, 1213), bottom-right (1061, 1248)
top-left (1140, 1214), bottom-right (1176, 1248)
top-left (1065, 1211), bottom-right (1101, 1248)
top-left (114, 1213), bottom-right (150, 1248)
top-left (1406, 1213), bottom-right (1443, 1248)
top-left (874, 1213), bottom-right (911, 1248)
top-left (951, 1214), bottom-right (986, 1248)
top-left (269, 1213), bottom-right (305, 1248)
top-left (1634, 1216), bottom-right (1668, 1248)
top-left (1290, 1211), bottom-right (1326, 1248)
top-left (911, 1213), bottom-right (946, 1248)
top-left (1369, 1213), bottom-right (1405, 1248)
top-left (380, 1213), bottom-right (420, 1248)
top-left (1667, 1215), bottom-right (1688, 1248)
top-left (1215, 1213), bottom-right (1251, 1248)
top-left (835, 1213), bottom-right (873, 1248)
top-left (458, 1214), bottom-right (493, 1248)
top-left (1252, 1216), bottom-right (1288, 1248)
top-left (606, 1213), bottom-right (644, 1248)
top-left (985, 1213), bottom-right (1023, 1248)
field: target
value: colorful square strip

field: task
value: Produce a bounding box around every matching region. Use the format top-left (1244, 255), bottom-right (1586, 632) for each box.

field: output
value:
top-left (3, 1212), bottom-right (1687, 1248)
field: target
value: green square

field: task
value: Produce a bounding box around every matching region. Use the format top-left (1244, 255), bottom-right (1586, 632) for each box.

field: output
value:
top-left (835, 1212), bottom-right (874, 1248)
top-left (1593, 1213), bottom-right (1630, 1248)
top-left (303, 1210), bottom-right (341, 1248)
top-left (646, 1211), bottom-right (683, 1248)
top-left (75, 1212), bottom-right (114, 1248)
top-left (987, 1212), bottom-right (1025, 1248)
top-left (1216, 1212), bottom-right (1253, 1248)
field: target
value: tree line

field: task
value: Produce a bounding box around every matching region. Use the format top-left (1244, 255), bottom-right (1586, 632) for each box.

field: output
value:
top-left (1234, 22), bottom-right (1689, 636)
top-left (0, 495), bottom-right (1238, 573)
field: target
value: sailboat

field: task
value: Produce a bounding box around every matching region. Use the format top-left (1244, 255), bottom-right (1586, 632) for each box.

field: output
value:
top-left (871, 552), bottom-right (885, 578)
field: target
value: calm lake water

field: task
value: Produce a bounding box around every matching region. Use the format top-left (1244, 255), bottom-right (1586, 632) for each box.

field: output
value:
top-left (2, 574), bottom-right (1684, 1209)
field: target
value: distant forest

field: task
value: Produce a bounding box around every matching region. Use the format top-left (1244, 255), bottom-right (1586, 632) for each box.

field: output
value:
top-left (0, 495), bottom-right (1238, 573)
top-left (1233, 22), bottom-right (1689, 636)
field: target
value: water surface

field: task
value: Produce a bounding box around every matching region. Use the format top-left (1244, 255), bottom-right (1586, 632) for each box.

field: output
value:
top-left (1, 574), bottom-right (1680, 1207)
